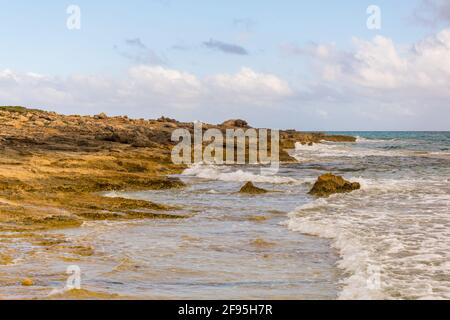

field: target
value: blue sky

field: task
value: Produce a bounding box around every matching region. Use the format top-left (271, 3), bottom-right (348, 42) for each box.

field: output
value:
top-left (1, 0), bottom-right (449, 130)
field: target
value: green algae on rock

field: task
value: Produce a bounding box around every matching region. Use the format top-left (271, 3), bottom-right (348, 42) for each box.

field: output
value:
top-left (309, 173), bottom-right (361, 197)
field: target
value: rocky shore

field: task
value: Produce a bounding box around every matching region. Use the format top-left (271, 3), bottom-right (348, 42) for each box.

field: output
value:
top-left (0, 107), bottom-right (355, 296)
top-left (0, 106), bottom-right (356, 269)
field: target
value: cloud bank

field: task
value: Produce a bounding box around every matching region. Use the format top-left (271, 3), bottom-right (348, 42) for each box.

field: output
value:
top-left (0, 66), bottom-right (291, 117)
top-left (1, 28), bottom-right (450, 129)
top-left (281, 28), bottom-right (450, 129)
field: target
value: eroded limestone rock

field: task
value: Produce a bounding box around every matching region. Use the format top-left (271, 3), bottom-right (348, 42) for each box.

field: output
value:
top-left (309, 173), bottom-right (360, 197)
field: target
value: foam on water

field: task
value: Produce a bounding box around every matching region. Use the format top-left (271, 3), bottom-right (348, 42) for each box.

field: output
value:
top-left (288, 133), bottom-right (450, 299)
top-left (293, 142), bottom-right (405, 161)
top-left (287, 175), bottom-right (450, 300)
top-left (181, 163), bottom-right (301, 184)
top-left (294, 137), bottom-right (450, 161)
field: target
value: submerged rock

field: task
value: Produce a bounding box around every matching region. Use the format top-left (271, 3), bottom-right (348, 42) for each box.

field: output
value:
top-left (0, 253), bottom-right (13, 265)
top-left (21, 278), bottom-right (34, 286)
top-left (239, 182), bottom-right (268, 194)
top-left (309, 173), bottom-right (360, 197)
top-left (251, 238), bottom-right (275, 248)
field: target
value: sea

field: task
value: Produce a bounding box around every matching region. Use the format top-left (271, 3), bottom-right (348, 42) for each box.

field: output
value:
top-left (1, 132), bottom-right (449, 300)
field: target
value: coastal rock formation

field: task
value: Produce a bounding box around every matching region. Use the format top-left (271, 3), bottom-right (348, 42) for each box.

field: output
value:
top-left (309, 173), bottom-right (360, 197)
top-left (239, 182), bottom-right (268, 194)
top-left (279, 131), bottom-right (356, 150)
top-left (221, 119), bottom-right (249, 128)
top-left (0, 106), bottom-right (356, 231)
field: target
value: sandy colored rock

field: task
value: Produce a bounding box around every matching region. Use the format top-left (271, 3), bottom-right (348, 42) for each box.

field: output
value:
top-left (0, 106), bottom-right (355, 231)
top-left (95, 112), bottom-right (108, 120)
top-left (21, 278), bottom-right (34, 286)
top-left (221, 119), bottom-right (249, 128)
top-left (239, 182), bottom-right (268, 194)
top-left (0, 253), bottom-right (13, 265)
top-left (309, 173), bottom-right (361, 197)
top-left (248, 215), bottom-right (268, 222)
top-left (251, 238), bottom-right (275, 248)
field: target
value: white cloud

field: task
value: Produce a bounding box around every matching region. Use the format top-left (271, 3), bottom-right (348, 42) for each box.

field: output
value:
top-left (279, 28), bottom-right (450, 129)
top-left (283, 28), bottom-right (450, 96)
top-left (2, 28), bottom-right (450, 130)
top-left (122, 65), bottom-right (203, 109)
top-left (209, 67), bottom-right (292, 104)
top-left (304, 28), bottom-right (450, 96)
top-left (0, 66), bottom-right (292, 115)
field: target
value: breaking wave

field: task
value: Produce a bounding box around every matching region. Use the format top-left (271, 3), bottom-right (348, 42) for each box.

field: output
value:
top-left (292, 142), bottom-right (405, 161)
top-left (287, 176), bottom-right (450, 300)
top-left (181, 164), bottom-right (301, 184)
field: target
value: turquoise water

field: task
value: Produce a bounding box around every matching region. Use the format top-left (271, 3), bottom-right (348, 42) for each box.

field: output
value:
top-left (332, 131), bottom-right (450, 152)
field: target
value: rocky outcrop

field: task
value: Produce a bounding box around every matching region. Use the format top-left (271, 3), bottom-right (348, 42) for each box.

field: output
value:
top-left (94, 112), bottom-right (108, 120)
top-left (221, 119), bottom-right (250, 128)
top-left (239, 182), bottom-right (268, 194)
top-left (280, 131), bottom-right (356, 149)
top-left (0, 106), bottom-right (357, 230)
top-left (309, 173), bottom-right (360, 197)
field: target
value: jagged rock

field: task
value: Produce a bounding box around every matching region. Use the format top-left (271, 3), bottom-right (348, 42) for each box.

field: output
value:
top-left (130, 133), bottom-right (152, 148)
top-left (221, 119), bottom-right (249, 128)
top-left (39, 114), bottom-right (53, 121)
top-left (316, 133), bottom-right (357, 142)
top-left (309, 173), bottom-right (360, 197)
top-left (157, 116), bottom-right (178, 123)
top-left (95, 112), bottom-right (108, 120)
top-left (52, 120), bottom-right (66, 127)
top-left (18, 115), bottom-right (28, 122)
top-left (239, 182), bottom-right (268, 194)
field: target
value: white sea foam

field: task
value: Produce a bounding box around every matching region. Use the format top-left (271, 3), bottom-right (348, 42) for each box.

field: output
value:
top-left (293, 140), bottom-right (450, 161)
top-left (356, 136), bottom-right (385, 143)
top-left (293, 142), bottom-right (404, 161)
top-left (181, 164), bottom-right (301, 184)
top-left (287, 176), bottom-right (450, 300)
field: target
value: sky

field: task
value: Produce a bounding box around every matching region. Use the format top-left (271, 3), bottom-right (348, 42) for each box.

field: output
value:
top-left (0, 0), bottom-right (450, 130)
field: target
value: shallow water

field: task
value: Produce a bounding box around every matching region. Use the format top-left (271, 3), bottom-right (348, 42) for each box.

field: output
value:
top-left (1, 132), bottom-right (449, 300)
top-left (290, 132), bottom-right (450, 299)
top-left (0, 167), bottom-right (340, 300)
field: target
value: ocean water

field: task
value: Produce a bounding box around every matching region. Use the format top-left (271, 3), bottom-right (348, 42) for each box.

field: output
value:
top-left (290, 132), bottom-right (450, 299)
top-left (0, 132), bottom-right (448, 299)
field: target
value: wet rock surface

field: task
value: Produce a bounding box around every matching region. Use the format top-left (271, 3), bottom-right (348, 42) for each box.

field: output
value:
top-left (309, 173), bottom-right (361, 197)
top-left (239, 182), bottom-right (268, 194)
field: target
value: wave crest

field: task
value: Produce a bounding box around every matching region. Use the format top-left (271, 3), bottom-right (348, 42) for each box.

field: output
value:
top-left (181, 164), bottom-right (301, 184)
